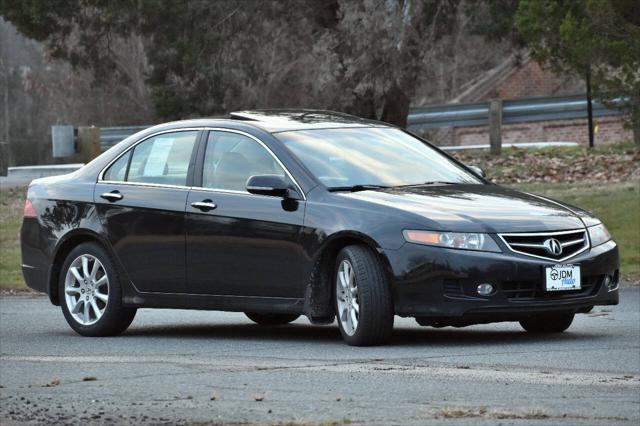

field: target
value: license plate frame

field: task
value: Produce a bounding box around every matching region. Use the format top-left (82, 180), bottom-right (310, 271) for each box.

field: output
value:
top-left (545, 264), bottom-right (581, 292)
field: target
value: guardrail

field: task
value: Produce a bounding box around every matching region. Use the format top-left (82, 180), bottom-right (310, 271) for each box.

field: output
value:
top-left (2, 164), bottom-right (84, 184)
top-left (406, 95), bottom-right (622, 131)
top-left (51, 125), bottom-right (150, 157)
top-left (99, 125), bottom-right (149, 151)
top-left (439, 141), bottom-right (578, 152)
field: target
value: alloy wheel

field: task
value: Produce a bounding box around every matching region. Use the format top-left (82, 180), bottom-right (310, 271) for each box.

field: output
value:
top-left (64, 254), bottom-right (109, 326)
top-left (336, 259), bottom-right (359, 336)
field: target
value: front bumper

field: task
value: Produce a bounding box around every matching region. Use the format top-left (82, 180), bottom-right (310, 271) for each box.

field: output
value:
top-left (385, 239), bottom-right (619, 323)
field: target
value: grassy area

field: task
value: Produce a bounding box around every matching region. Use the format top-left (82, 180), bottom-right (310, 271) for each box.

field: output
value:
top-left (0, 179), bottom-right (638, 290)
top-left (510, 181), bottom-right (639, 282)
top-left (0, 186), bottom-right (26, 289)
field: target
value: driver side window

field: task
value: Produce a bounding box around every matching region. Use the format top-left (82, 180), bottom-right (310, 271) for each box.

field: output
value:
top-left (202, 131), bottom-right (286, 192)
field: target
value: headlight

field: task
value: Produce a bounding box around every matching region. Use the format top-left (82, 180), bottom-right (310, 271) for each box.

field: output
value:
top-left (588, 223), bottom-right (611, 247)
top-left (403, 230), bottom-right (501, 252)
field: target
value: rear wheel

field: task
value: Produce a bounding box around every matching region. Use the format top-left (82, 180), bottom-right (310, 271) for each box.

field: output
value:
top-left (334, 245), bottom-right (394, 346)
top-left (245, 312), bottom-right (300, 325)
top-left (59, 242), bottom-right (136, 336)
top-left (519, 312), bottom-right (575, 333)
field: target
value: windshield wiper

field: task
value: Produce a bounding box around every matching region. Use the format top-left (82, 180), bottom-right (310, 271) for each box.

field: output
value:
top-left (327, 184), bottom-right (390, 192)
top-left (394, 181), bottom-right (458, 188)
top-left (328, 182), bottom-right (458, 192)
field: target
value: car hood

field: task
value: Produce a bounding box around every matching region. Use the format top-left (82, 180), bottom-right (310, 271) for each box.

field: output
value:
top-left (342, 184), bottom-right (589, 233)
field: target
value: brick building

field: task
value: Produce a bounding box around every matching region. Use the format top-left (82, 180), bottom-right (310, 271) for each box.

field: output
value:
top-left (426, 54), bottom-right (632, 146)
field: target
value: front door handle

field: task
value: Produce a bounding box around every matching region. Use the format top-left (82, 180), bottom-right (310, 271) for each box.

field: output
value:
top-left (100, 191), bottom-right (123, 202)
top-left (191, 200), bottom-right (217, 212)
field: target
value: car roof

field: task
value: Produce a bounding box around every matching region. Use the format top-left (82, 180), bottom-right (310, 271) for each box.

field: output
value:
top-left (227, 109), bottom-right (392, 133)
top-left (127, 110), bottom-right (393, 143)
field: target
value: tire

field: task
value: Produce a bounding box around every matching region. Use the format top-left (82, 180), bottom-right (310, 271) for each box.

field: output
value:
top-left (59, 242), bottom-right (137, 336)
top-left (519, 312), bottom-right (575, 333)
top-left (245, 312), bottom-right (300, 325)
top-left (334, 245), bottom-right (394, 346)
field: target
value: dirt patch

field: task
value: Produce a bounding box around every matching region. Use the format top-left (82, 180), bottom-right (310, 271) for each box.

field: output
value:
top-left (0, 288), bottom-right (41, 296)
top-left (432, 406), bottom-right (628, 422)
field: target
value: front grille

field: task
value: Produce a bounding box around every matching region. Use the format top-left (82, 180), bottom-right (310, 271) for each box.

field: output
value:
top-left (499, 229), bottom-right (589, 261)
top-left (502, 276), bottom-right (601, 301)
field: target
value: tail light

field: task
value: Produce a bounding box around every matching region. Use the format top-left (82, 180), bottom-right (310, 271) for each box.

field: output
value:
top-left (23, 199), bottom-right (37, 218)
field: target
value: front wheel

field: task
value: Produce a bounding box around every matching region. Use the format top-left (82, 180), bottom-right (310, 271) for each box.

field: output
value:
top-left (245, 312), bottom-right (300, 325)
top-left (59, 242), bottom-right (137, 336)
top-left (334, 245), bottom-right (394, 346)
top-left (519, 312), bottom-right (575, 333)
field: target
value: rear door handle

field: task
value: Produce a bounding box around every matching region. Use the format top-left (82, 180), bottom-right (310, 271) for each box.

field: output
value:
top-left (191, 200), bottom-right (217, 212)
top-left (100, 191), bottom-right (123, 202)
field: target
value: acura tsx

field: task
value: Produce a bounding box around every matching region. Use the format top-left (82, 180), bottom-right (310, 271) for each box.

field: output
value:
top-left (20, 110), bottom-right (619, 345)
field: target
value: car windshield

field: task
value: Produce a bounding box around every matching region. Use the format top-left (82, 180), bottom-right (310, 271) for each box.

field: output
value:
top-left (276, 127), bottom-right (481, 189)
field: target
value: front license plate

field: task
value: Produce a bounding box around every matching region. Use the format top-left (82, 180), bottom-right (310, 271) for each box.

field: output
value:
top-left (545, 265), bottom-right (581, 291)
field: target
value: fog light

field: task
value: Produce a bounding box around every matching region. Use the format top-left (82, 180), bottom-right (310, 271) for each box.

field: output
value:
top-left (477, 283), bottom-right (494, 296)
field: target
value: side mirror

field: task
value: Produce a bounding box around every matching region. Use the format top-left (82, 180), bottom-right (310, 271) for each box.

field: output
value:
top-left (246, 175), bottom-right (290, 197)
top-left (468, 165), bottom-right (486, 178)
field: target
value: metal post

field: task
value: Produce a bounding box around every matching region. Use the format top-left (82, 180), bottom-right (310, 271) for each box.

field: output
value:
top-left (489, 99), bottom-right (502, 156)
top-left (1, 60), bottom-right (10, 175)
top-left (586, 68), bottom-right (594, 148)
top-left (634, 108), bottom-right (640, 147)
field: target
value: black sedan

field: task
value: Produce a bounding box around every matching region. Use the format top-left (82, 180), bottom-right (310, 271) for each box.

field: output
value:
top-left (20, 110), bottom-right (619, 345)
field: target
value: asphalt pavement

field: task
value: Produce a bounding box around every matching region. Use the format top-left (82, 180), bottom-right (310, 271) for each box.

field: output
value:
top-left (1, 289), bottom-right (639, 425)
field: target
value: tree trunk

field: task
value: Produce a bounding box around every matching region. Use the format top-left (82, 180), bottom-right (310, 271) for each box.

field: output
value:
top-left (349, 88), bottom-right (377, 121)
top-left (380, 83), bottom-right (410, 128)
top-left (586, 68), bottom-right (594, 148)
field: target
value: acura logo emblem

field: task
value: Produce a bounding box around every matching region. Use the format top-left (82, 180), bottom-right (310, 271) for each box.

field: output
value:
top-left (543, 238), bottom-right (563, 256)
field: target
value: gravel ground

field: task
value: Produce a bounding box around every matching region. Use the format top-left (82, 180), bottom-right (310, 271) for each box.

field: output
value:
top-left (0, 289), bottom-right (639, 425)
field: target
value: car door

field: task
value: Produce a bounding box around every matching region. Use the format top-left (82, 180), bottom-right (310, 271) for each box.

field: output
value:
top-left (185, 130), bottom-right (307, 298)
top-left (94, 129), bottom-right (200, 293)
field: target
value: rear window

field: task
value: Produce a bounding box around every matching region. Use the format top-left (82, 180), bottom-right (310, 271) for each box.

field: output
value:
top-left (102, 131), bottom-right (198, 186)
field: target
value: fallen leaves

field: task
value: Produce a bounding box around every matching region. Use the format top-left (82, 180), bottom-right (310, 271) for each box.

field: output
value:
top-left (452, 145), bottom-right (640, 184)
